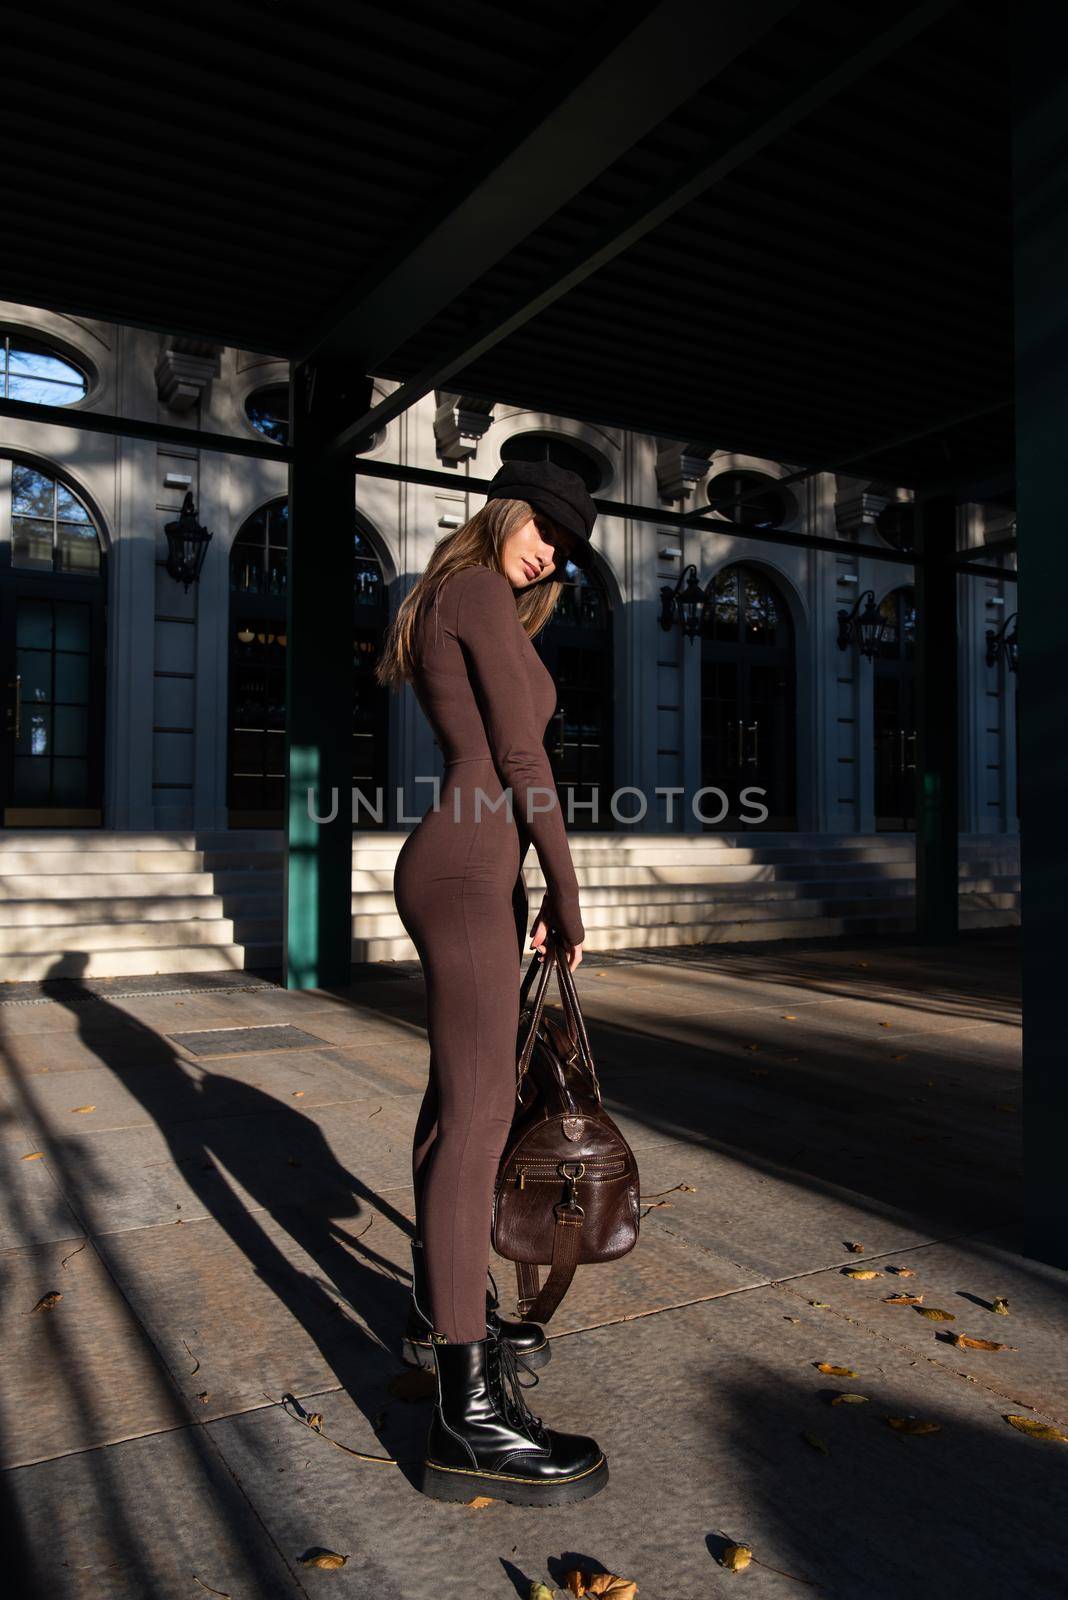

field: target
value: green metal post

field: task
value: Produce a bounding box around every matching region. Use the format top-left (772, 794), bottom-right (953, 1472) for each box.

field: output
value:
top-left (283, 362), bottom-right (368, 989)
top-left (913, 492), bottom-right (959, 943)
top-left (1013, 6), bottom-right (1068, 1266)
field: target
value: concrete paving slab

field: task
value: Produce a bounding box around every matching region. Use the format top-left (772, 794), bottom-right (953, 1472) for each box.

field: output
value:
top-left (206, 1280), bottom-right (1068, 1600)
top-left (0, 1134), bottom-right (84, 1250)
top-left (780, 1222), bottom-right (1068, 1419)
top-left (0, 1237), bottom-right (188, 1468)
top-left (627, 1140), bottom-right (939, 1280)
top-left (4, 1427), bottom-right (305, 1599)
top-left (0, 1049), bottom-right (404, 1137)
top-left (30, 1097), bottom-right (416, 1235)
top-left (1, 1022), bottom-right (179, 1076)
top-left (94, 1206), bottom-right (412, 1424)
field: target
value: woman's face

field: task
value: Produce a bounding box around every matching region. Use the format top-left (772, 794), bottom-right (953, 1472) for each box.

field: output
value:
top-left (501, 513), bottom-right (577, 588)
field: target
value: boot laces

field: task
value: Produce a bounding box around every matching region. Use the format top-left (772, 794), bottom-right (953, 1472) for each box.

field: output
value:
top-left (492, 1328), bottom-right (548, 1444)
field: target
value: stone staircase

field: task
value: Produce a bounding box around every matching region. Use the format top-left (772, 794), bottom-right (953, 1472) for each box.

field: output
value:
top-left (0, 829), bottom-right (1020, 981)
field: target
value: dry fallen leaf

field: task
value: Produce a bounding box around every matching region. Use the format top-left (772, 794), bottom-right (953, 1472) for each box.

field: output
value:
top-left (21, 1152), bottom-right (44, 1162)
top-left (307, 1413), bottom-right (325, 1433)
top-left (292, 1091), bottom-right (306, 1098)
top-left (387, 1369), bottom-right (436, 1402)
top-left (70, 1105), bottom-right (96, 1114)
top-left (914, 1307), bottom-right (955, 1322)
top-left (842, 1268), bottom-right (882, 1280)
top-left (883, 1293), bottom-right (924, 1306)
top-left (809, 1300), bottom-right (831, 1310)
top-left (830, 1393), bottom-right (869, 1406)
top-left (782, 1013), bottom-right (797, 1021)
top-left (991, 1297), bottom-right (1010, 1315)
top-left (1004, 1415), bottom-right (1067, 1443)
top-left (845, 1241), bottom-right (865, 1253)
top-left (31, 1290), bottom-right (62, 1313)
top-left (886, 1417), bottom-right (942, 1435)
top-left (885, 1266), bottom-right (916, 1277)
top-left (802, 1431), bottom-right (830, 1455)
top-left (816, 1363), bottom-right (858, 1377)
top-left (299, 1550), bottom-right (347, 1570)
top-left (946, 1333), bottom-right (1015, 1351)
top-left (585, 1576), bottom-right (638, 1599)
top-left (721, 1544), bottom-right (753, 1573)
top-left (467, 1495), bottom-right (494, 1508)
top-left (530, 1585), bottom-right (555, 1600)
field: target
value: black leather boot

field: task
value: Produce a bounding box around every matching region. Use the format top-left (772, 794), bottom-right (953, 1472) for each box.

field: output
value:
top-left (401, 1236), bottom-right (551, 1371)
top-left (420, 1322), bottom-right (608, 1506)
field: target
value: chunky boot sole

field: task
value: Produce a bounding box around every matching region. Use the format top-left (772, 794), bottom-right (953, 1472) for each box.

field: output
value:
top-left (420, 1452), bottom-right (608, 1506)
top-left (401, 1333), bottom-right (552, 1372)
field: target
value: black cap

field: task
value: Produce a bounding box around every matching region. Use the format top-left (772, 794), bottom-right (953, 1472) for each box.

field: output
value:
top-left (484, 459), bottom-right (597, 572)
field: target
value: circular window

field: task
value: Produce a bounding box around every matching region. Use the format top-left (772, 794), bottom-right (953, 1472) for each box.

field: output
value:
top-left (500, 432), bottom-right (604, 494)
top-left (707, 472), bottom-right (789, 530)
top-left (245, 384), bottom-right (290, 446)
top-left (875, 502), bottom-right (916, 552)
top-left (2, 335), bottom-right (88, 406)
top-left (245, 382), bottom-right (384, 453)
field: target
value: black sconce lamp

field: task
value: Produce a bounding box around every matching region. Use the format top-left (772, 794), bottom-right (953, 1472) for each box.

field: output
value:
top-left (837, 588), bottom-right (887, 660)
top-left (659, 563), bottom-right (710, 642)
top-left (164, 491), bottom-right (213, 591)
top-left (986, 610), bottom-right (1018, 673)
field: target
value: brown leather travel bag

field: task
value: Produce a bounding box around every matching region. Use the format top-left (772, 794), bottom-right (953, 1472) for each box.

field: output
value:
top-left (491, 932), bottom-right (641, 1322)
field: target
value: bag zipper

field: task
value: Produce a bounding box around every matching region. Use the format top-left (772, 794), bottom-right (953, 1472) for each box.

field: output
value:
top-left (514, 1156), bottom-right (629, 1189)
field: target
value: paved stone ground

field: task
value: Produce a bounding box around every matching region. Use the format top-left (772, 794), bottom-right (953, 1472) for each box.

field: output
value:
top-left (2, 929), bottom-right (1065, 1599)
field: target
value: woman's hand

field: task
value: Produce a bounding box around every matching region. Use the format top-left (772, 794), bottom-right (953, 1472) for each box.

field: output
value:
top-left (529, 912), bottom-right (583, 971)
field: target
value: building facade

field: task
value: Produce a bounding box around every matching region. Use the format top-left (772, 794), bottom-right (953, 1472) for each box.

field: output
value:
top-left (0, 300), bottom-right (1019, 842)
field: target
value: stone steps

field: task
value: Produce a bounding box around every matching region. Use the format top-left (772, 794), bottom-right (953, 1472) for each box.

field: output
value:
top-left (0, 829), bottom-right (1020, 981)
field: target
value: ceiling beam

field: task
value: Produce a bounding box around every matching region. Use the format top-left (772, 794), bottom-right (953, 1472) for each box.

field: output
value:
top-left (324, 0), bottom-right (956, 459)
top-left (297, 0), bottom-right (800, 370)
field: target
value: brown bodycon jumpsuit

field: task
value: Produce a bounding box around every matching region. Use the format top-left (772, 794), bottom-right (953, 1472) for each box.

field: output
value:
top-left (393, 563), bottom-right (585, 1343)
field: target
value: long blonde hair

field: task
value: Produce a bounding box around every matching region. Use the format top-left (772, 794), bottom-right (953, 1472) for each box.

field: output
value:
top-left (375, 498), bottom-right (566, 688)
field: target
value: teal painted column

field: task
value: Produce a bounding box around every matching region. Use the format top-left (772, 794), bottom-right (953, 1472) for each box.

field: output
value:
top-left (913, 492), bottom-right (959, 943)
top-left (1013, 7), bottom-right (1068, 1266)
top-left (283, 363), bottom-right (369, 989)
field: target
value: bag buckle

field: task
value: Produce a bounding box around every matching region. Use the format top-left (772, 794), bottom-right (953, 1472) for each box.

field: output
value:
top-left (557, 1160), bottom-right (586, 1217)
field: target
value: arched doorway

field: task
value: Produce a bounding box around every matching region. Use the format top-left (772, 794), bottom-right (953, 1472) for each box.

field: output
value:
top-left (0, 458), bottom-right (107, 826)
top-left (534, 561), bottom-right (613, 830)
top-left (228, 499), bottom-right (388, 826)
top-left (699, 563), bottom-right (797, 830)
top-left (873, 585), bottom-right (916, 830)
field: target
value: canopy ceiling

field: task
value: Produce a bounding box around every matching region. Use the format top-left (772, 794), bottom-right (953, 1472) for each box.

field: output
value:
top-left (1, 0), bottom-right (1010, 488)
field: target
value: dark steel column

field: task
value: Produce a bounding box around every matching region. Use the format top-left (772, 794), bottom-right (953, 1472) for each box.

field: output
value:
top-left (1013, 7), bottom-right (1068, 1265)
top-left (283, 363), bottom-right (368, 988)
top-left (913, 493), bottom-right (959, 943)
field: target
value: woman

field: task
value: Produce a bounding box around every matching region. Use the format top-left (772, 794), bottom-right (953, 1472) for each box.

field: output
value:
top-left (375, 458), bottom-right (608, 1506)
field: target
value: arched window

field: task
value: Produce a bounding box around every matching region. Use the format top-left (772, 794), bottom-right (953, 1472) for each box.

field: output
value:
top-left (536, 565), bottom-right (613, 828)
top-left (1, 459), bottom-right (107, 824)
top-left (707, 471), bottom-right (791, 530)
top-left (9, 463), bottom-right (102, 574)
top-left (499, 432), bottom-right (605, 493)
top-left (1, 334), bottom-right (88, 406)
top-left (228, 498), bottom-right (388, 825)
top-left (700, 564), bottom-right (796, 829)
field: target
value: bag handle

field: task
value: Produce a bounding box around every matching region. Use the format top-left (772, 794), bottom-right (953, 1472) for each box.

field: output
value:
top-left (516, 931), bottom-right (601, 1102)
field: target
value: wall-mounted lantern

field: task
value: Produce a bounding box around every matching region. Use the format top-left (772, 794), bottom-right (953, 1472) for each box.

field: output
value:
top-left (986, 610), bottom-right (1018, 673)
top-left (837, 588), bottom-right (887, 660)
top-left (659, 562), bottom-right (710, 643)
top-left (164, 491), bottom-right (213, 591)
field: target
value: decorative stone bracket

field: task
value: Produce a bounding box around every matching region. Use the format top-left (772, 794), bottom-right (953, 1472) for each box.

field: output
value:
top-left (155, 337), bottom-right (223, 412)
top-left (656, 439), bottom-right (715, 503)
top-left (433, 391), bottom-right (495, 463)
top-left (834, 491), bottom-right (892, 537)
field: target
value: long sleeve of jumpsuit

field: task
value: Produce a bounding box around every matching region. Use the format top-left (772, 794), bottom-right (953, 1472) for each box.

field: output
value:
top-left (455, 566), bottom-right (585, 946)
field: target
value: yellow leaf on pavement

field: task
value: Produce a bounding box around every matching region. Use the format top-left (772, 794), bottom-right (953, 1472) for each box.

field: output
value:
top-left (1004, 1415), bottom-right (1068, 1443)
top-left (886, 1417), bottom-right (941, 1435)
top-left (816, 1363), bottom-right (858, 1377)
top-left (721, 1544), bottom-right (753, 1572)
top-left (842, 1268), bottom-right (882, 1280)
top-left (914, 1307), bottom-right (955, 1321)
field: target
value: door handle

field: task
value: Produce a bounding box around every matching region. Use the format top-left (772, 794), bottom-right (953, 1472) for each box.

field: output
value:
top-left (736, 719), bottom-right (743, 767)
top-left (747, 721), bottom-right (759, 766)
top-left (904, 730), bottom-right (916, 772)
